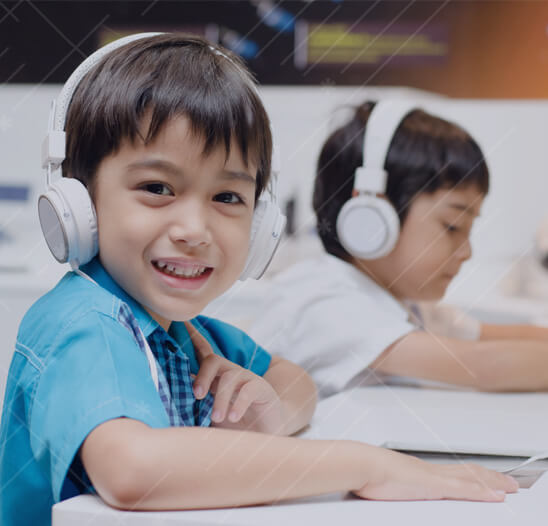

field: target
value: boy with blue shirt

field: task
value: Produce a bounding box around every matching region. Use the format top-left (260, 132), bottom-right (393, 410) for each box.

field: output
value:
top-left (0, 33), bottom-right (517, 526)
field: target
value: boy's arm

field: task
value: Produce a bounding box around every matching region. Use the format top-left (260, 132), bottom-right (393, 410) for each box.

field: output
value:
top-left (262, 355), bottom-right (317, 435)
top-left (370, 330), bottom-right (548, 391)
top-left (480, 323), bottom-right (548, 341)
top-left (80, 417), bottom-right (516, 510)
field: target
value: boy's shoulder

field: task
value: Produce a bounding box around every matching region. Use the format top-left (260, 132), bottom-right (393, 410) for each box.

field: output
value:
top-left (271, 253), bottom-right (384, 298)
top-left (249, 253), bottom-right (408, 337)
top-left (192, 315), bottom-right (254, 344)
top-left (18, 271), bottom-right (123, 353)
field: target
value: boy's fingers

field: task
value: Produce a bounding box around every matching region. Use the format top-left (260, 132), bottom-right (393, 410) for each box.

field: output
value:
top-left (209, 376), bottom-right (220, 395)
top-left (468, 466), bottom-right (518, 495)
top-left (184, 321), bottom-right (214, 361)
top-left (227, 381), bottom-right (257, 422)
top-left (211, 370), bottom-right (243, 423)
top-left (193, 357), bottom-right (220, 399)
top-left (446, 465), bottom-right (517, 502)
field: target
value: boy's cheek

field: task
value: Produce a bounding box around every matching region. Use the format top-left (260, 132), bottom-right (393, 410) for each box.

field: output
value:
top-left (230, 223), bottom-right (253, 259)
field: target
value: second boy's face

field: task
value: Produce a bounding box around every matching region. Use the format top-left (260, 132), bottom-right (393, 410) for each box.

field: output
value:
top-left (358, 185), bottom-right (484, 301)
top-left (92, 116), bottom-right (257, 329)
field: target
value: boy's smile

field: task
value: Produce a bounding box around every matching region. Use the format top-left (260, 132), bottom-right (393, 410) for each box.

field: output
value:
top-left (354, 185), bottom-right (484, 301)
top-left (91, 116), bottom-right (257, 330)
top-left (152, 258), bottom-right (213, 283)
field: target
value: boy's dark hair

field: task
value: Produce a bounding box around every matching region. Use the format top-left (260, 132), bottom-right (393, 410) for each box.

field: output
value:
top-left (63, 33), bottom-right (271, 202)
top-left (313, 101), bottom-right (490, 261)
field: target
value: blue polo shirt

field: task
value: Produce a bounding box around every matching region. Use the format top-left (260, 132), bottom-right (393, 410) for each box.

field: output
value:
top-left (0, 258), bottom-right (271, 526)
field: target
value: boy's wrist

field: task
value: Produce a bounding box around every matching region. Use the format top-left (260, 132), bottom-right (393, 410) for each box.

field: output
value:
top-left (348, 441), bottom-right (411, 493)
top-left (237, 397), bottom-right (286, 435)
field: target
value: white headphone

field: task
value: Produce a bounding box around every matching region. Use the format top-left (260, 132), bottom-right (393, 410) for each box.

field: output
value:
top-left (336, 100), bottom-right (419, 260)
top-left (39, 32), bottom-right (285, 280)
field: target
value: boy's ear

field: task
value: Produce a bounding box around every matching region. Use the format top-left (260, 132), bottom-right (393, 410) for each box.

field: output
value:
top-left (352, 189), bottom-right (359, 198)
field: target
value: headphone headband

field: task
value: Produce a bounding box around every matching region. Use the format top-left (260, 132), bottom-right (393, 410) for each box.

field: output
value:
top-left (42, 33), bottom-right (164, 173)
top-left (336, 99), bottom-right (420, 260)
top-left (356, 100), bottom-right (419, 195)
top-left (54, 32), bottom-right (164, 134)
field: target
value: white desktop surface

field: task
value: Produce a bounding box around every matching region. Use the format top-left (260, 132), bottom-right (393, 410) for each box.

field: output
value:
top-left (53, 386), bottom-right (548, 526)
top-left (301, 386), bottom-right (548, 457)
top-left (53, 471), bottom-right (548, 526)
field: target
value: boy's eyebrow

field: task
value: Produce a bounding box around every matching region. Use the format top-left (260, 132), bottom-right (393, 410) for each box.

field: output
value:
top-left (126, 159), bottom-right (181, 176)
top-left (219, 170), bottom-right (256, 186)
top-left (448, 203), bottom-right (480, 217)
top-left (125, 159), bottom-right (256, 186)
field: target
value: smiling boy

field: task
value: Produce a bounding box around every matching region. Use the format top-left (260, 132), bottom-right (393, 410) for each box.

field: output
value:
top-left (0, 36), bottom-right (516, 526)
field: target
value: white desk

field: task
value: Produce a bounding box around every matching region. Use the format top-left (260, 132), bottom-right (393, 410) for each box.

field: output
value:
top-left (52, 470), bottom-right (548, 526)
top-left (301, 386), bottom-right (548, 457)
top-left (53, 386), bottom-right (548, 526)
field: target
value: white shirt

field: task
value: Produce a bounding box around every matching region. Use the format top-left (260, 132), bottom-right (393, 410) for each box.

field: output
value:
top-left (248, 253), bottom-right (480, 399)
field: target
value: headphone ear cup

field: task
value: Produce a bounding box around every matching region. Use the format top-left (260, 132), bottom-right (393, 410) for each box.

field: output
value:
top-left (38, 178), bottom-right (98, 266)
top-left (336, 194), bottom-right (400, 259)
top-left (240, 199), bottom-right (286, 281)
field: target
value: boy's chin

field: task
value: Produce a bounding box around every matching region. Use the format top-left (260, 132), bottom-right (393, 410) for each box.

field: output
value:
top-left (144, 303), bottom-right (205, 327)
top-left (166, 307), bottom-right (205, 323)
top-left (410, 287), bottom-right (447, 302)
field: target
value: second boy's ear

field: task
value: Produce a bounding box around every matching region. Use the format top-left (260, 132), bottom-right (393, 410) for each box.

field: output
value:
top-left (352, 189), bottom-right (359, 198)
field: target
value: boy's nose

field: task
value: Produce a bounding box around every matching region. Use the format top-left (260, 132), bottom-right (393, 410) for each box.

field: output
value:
top-left (455, 238), bottom-right (472, 262)
top-left (167, 200), bottom-right (212, 247)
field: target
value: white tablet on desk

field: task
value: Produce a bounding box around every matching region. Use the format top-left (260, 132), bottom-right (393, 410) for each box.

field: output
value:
top-left (301, 386), bottom-right (548, 457)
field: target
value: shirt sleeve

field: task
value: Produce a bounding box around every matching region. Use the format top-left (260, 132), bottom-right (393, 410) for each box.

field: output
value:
top-left (194, 316), bottom-right (272, 376)
top-left (261, 290), bottom-right (417, 398)
top-left (29, 310), bottom-right (170, 502)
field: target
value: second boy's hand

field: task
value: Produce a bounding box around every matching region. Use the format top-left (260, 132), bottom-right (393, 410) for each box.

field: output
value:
top-left (185, 321), bottom-right (285, 434)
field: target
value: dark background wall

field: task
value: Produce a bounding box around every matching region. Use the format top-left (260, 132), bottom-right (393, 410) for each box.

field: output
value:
top-left (2, 0), bottom-right (548, 97)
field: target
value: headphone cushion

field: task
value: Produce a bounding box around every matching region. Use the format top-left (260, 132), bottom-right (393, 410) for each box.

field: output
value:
top-left (240, 199), bottom-right (286, 280)
top-left (336, 195), bottom-right (400, 259)
top-left (38, 178), bottom-right (98, 266)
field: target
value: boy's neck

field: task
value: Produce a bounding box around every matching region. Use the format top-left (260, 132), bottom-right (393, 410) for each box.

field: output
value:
top-left (350, 256), bottom-right (403, 301)
top-left (143, 306), bottom-right (172, 332)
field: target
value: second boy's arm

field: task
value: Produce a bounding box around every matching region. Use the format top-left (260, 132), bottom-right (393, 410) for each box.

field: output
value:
top-left (371, 330), bottom-right (548, 391)
top-left (480, 323), bottom-right (548, 341)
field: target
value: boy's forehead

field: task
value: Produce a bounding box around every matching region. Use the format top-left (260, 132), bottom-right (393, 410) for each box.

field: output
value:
top-left (136, 113), bottom-right (199, 145)
top-left (116, 115), bottom-right (257, 180)
top-left (135, 113), bottom-right (254, 164)
top-left (437, 185), bottom-right (484, 217)
top-left (413, 185), bottom-right (484, 218)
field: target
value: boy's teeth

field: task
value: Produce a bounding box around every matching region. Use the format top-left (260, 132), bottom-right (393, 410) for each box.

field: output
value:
top-left (155, 261), bottom-right (208, 278)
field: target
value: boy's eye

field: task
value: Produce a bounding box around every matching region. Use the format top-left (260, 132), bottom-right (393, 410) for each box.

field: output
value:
top-left (142, 183), bottom-right (173, 196)
top-left (213, 192), bottom-right (244, 205)
top-left (443, 223), bottom-right (460, 234)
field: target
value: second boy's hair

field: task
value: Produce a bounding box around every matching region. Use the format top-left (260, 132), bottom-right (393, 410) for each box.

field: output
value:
top-left (63, 33), bottom-right (272, 202)
top-left (313, 101), bottom-right (490, 261)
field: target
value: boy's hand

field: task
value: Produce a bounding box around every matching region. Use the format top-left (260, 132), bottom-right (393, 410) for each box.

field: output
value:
top-left (185, 321), bottom-right (284, 434)
top-left (353, 447), bottom-right (519, 502)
